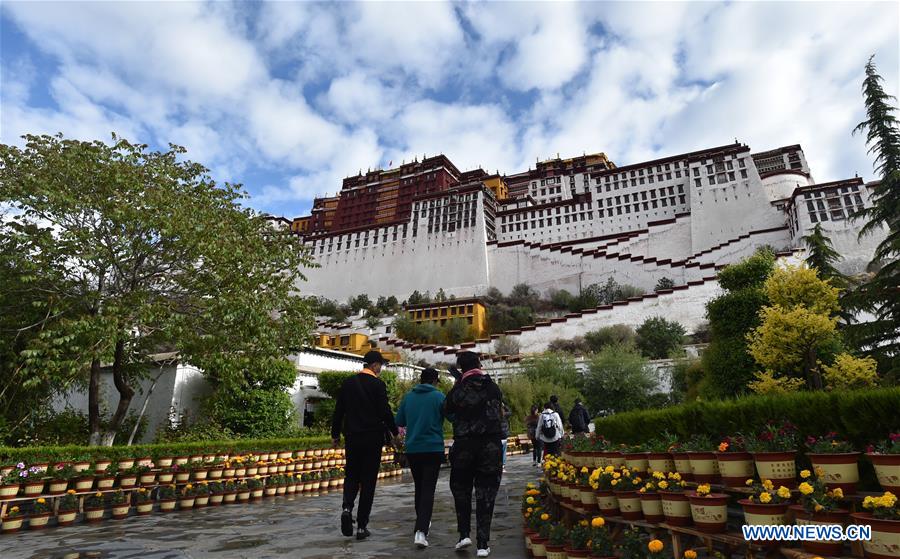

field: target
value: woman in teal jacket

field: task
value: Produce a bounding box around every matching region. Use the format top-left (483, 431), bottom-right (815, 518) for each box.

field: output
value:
top-left (396, 367), bottom-right (445, 548)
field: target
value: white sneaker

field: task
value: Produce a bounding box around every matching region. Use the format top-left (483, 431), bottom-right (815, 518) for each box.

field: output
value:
top-left (455, 537), bottom-right (473, 550)
top-left (414, 531), bottom-right (428, 548)
top-left (477, 548), bottom-right (491, 557)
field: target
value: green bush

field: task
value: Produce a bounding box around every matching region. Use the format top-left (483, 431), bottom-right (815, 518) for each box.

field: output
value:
top-left (592, 386), bottom-right (900, 448)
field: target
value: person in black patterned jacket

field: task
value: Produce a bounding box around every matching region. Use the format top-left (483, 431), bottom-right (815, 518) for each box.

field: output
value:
top-left (444, 351), bottom-right (504, 558)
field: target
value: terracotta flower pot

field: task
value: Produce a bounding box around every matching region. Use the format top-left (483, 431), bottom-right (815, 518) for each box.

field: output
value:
top-left (687, 492), bottom-right (729, 533)
top-left (73, 461), bottom-right (91, 473)
top-left (192, 469), bottom-right (209, 481)
top-left (23, 481), bottom-right (45, 496)
top-left (716, 452), bottom-right (756, 488)
top-left (175, 472), bottom-right (190, 483)
top-left (809, 452), bottom-right (861, 494)
top-left (209, 494), bottom-right (224, 506)
top-left (157, 457), bottom-right (174, 468)
top-left (83, 506), bottom-right (105, 523)
top-left (531, 536), bottom-right (548, 558)
top-left (178, 497), bottom-right (195, 509)
top-left (868, 453), bottom-right (900, 493)
top-left (595, 490), bottom-right (619, 516)
top-left (97, 476), bottom-right (116, 490)
top-left (647, 452), bottom-right (675, 473)
top-left (0, 484), bottom-right (20, 500)
top-left (139, 473), bottom-right (156, 486)
top-left (48, 480), bottom-right (69, 494)
top-left (790, 505), bottom-right (849, 556)
top-left (223, 492), bottom-right (238, 503)
top-left (580, 487), bottom-right (597, 511)
top-left (669, 452), bottom-right (694, 481)
top-left (640, 493), bottom-right (665, 523)
top-left (28, 512), bottom-right (51, 530)
top-left (599, 451), bottom-right (625, 467)
top-left (752, 451), bottom-right (796, 488)
top-left (251, 489), bottom-right (264, 499)
top-left (660, 491), bottom-right (692, 526)
top-left (624, 452), bottom-right (649, 473)
top-left (111, 504), bottom-right (130, 520)
top-left (57, 510), bottom-right (77, 526)
top-left (117, 459), bottom-right (135, 470)
top-left (136, 502), bottom-right (154, 515)
top-left (159, 499), bottom-right (177, 512)
top-left (94, 460), bottom-right (112, 473)
top-left (118, 475), bottom-right (138, 489)
top-left (614, 490), bottom-right (643, 520)
top-left (739, 499), bottom-right (790, 526)
top-left (238, 490), bottom-right (251, 502)
top-left (158, 472), bottom-right (175, 484)
top-left (1, 516), bottom-right (24, 533)
top-left (687, 452), bottom-right (721, 484)
top-left (851, 512), bottom-right (900, 559)
top-left (195, 495), bottom-right (209, 507)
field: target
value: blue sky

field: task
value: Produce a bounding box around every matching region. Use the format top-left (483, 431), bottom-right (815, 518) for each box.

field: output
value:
top-left (1, 2), bottom-right (898, 218)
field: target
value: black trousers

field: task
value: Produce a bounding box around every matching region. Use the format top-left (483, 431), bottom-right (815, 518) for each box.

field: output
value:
top-left (343, 431), bottom-right (384, 529)
top-left (531, 438), bottom-right (543, 463)
top-left (407, 452), bottom-right (443, 534)
top-left (543, 439), bottom-right (561, 458)
top-left (449, 437), bottom-right (502, 548)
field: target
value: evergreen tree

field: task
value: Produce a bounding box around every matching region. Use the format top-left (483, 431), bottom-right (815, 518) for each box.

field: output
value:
top-left (801, 224), bottom-right (847, 287)
top-left (847, 55), bottom-right (900, 374)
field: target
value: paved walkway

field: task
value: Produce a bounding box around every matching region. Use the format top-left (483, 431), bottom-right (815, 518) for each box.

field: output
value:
top-left (6, 454), bottom-right (535, 559)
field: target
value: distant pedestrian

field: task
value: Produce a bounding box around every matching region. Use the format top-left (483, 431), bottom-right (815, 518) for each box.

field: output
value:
top-left (549, 394), bottom-right (565, 425)
top-left (525, 405), bottom-right (542, 465)
top-left (395, 368), bottom-right (446, 549)
top-left (538, 402), bottom-right (564, 459)
top-left (568, 399), bottom-right (591, 435)
top-left (331, 351), bottom-right (399, 541)
top-left (444, 351), bottom-right (504, 558)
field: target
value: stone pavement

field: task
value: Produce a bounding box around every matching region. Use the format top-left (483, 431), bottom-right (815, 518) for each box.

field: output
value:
top-left (5, 454), bottom-right (536, 559)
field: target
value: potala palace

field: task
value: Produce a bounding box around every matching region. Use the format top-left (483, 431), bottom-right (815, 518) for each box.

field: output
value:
top-left (273, 141), bottom-right (884, 364)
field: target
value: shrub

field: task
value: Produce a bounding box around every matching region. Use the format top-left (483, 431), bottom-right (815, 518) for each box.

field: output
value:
top-left (584, 324), bottom-right (636, 352)
top-left (635, 317), bottom-right (686, 359)
top-left (547, 337), bottom-right (590, 354)
top-left (583, 345), bottom-right (658, 416)
top-left (493, 335), bottom-right (521, 356)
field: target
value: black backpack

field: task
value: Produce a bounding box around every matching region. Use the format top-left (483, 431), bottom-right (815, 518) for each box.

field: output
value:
top-left (540, 413), bottom-right (557, 439)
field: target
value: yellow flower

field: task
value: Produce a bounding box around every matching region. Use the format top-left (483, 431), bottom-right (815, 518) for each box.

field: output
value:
top-left (659, 480), bottom-right (669, 490)
top-left (604, 466), bottom-right (615, 473)
top-left (95, 492), bottom-right (103, 497)
top-left (579, 519), bottom-right (589, 527)
top-left (37, 498), bottom-right (46, 504)
top-left (832, 488), bottom-right (843, 499)
top-left (762, 479), bottom-right (774, 491)
top-left (527, 507), bottom-right (533, 513)
top-left (581, 467), bottom-right (588, 473)
top-left (611, 479), bottom-right (619, 486)
top-left (798, 482), bottom-right (814, 495)
top-left (684, 550), bottom-right (698, 559)
top-left (540, 513), bottom-right (550, 521)
top-left (800, 469), bottom-right (811, 479)
top-left (10, 506), bottom-right (19, 513)
top-left (526, 496), bottom-right (535, 504)
top-left (777, 486), bottom-right (791, 499)
top-left (745, 478), bottom-right (754, 486)
top-left (612, 472), bottom-right (621, 479)
top-left (67, 489), bottom-right (77, 495)
top-left (696, 484), bottom-right (711, 496)
top-left (648, 539), bottom-right (664, 553)
top-left (759, 492), bottom-right (772, 504)
top-left (814, 504), bottom-right (824, 512)
top-left (185, 484), bottom-right (193, 490)
top-left (591, 516), bottom-right (605, 528)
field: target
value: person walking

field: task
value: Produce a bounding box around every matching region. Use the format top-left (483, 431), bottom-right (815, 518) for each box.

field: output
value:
top-left (537, 401), bottom-right (564, 459)
top-left (331, 350), bottom-right (398, 541)
top-left (444, 351), bottom-right (504, 558)
top-left (525, 405), bottom-right (542, 466)
top-left (549, 394), bottom-right (565, 425)
top-left (568, 399), bottom-right (591, 436)
top-left (395, 367), bottom-right (445, 549)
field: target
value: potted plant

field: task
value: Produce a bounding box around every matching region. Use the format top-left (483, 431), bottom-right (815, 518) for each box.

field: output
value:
top-left (638, 474), bottom-right (665, 523)
top-left (575, 467), bottom-right (597, 513)
top-left (739, 478), bottom-right (792, 529)
top-left (19, 464), bottom-right (45, 497)
top-left (136, 464), bottom-right (156, 486)
top-left (84, 491), bottom-right (106, 522)
top-left (155, 450), bottom-right (174, 468)
top-left (852, 491), bottom-right (900, 559)
top-left (208, 481), bottom-right (225, 506)
top-left (588, 516), bottom-right (615, 559)
top-left (135, 487), bottom-right (154, 515)
top-left (868, 434), bottom-right (900, 493)
top-left (0, 464), bottom-right (23, 500)
top-left (57, 490), bottom-right (79, 525)
top-left (1, 505), bottom-right (23, 534)
top-left (611, 467), bottom-right (643, 520)
top-left (72, 454), bottom-right (92, 473)
top-left (28, 497), bottom-right (52, 530)
top-left (236, 480), bottom-right (251, 502)
top-left (172, 463), bottom-right (191, 483)
top-left (191, 461), bottom-right (209, 481)
top-left (74, 467), bottom-right (97, 492)
top-left (715, 436), bottom-right (755, 488)
top-left (158, 466), bottom-right (175, 485)
top-left (589, 466), bottom-right (620, 517)
top-left (646, 435), bottom-right (676, 473)
top-left (658, 472), bottom-right (692, 526)
top-left (118, 465), bottom-right (139, 489)
top-left (178, 483), bottom-right (196, 509)
top-left (623, 444), bottom-right (649, 473)
top-left (93, 456), bottom-right (112, 473)
top-left (746, 420), bottom-right (799, 487)
top-left (667, 440), bottom-right (693, 481)
top-left (684, 435), bottom-right (720, 484)
top-left (158, 484), bottom-right (177, 512)
top-left (110, 489), bottom-right (131, 519)
top-left (96, 463), bottom-right (117, 490)
top-left (546, 522), bottom-right (569, 559)
top-left (528, 511), bottom-right (550, 558)
top-left (48, 462), bottom-right (76, 494)
top-left (565, 520), bottom-right (591, 558)
top-left (791, 467), bottom-right (849, 556)
top-left (194, 481), bottom-right (210, 507)
top-left (223, 480), bottom-right (239, 504)
top-left (806, 432), bottom-right (860, 493)
top-left (687, 483), bottom-right (728, 533)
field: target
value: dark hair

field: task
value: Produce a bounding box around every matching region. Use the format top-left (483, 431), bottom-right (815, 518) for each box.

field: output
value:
top-left (574, 398), bottom-right (582, 405)
top-left (550, 394), bottom-right (559, 403)
top-left (544, 402), bottom-right (552, 410)
top-left (530, 404), bottom-right (539, 414)
top-left (456, 351), bottom-right (481, 373)
top-left (420, 367), bottom-right (439, 384)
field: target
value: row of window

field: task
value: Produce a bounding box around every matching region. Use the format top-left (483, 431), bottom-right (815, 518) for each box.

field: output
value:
top-left (409, 304), bottom-right (476, 319)
top-left (804, 187), bottom-right (864, 223)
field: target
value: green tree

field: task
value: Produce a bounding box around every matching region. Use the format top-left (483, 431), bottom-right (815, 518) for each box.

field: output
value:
top-left (583, 345), bottom-right (658, 415)
top-left (636, 317), bottom-right (686, 359)
top-left (549, 289), bottom-right (575, 310)
top-left (441, 318), bottom-right (472, 345)
top-left (204, 359), bottom-right (298, 438)
top-left (700, 248), bottom-right (775, 397)
top-left (654, 277), bottom-right (676, 291)
top-left (846, 55), bottom-right (900, 375)
top-left (407, 290), bottom-right (429, 305)
top-left (802, 224), bottom-right (847, 287)
top-left (520, 352), bottom-right (580, 387)
top-left (0, 134), bottom-right (315, 445)
top-left (434, 288), bottom-right (448, 302)
top-left (493, 335), bottom-right (521, 356)
top-left (584, 324), bottom-right (637, 352)
top-left (348, 294), bottom-right (373, 315)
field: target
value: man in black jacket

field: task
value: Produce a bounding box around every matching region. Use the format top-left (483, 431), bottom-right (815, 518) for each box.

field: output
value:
top-left (568, 399), bottom-right (591, 435)
top-left (331, 351), bottom-right (398, 540)
top-left (444, 351), bottom-right (504, 557)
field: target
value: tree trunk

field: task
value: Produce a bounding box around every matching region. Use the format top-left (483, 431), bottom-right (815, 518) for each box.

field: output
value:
top-left (103, 338), bottom-right (135, 447)
top-left (127, 368), bottom-right (164, 446)
top-left (88, 357), bottom-right (102, 446)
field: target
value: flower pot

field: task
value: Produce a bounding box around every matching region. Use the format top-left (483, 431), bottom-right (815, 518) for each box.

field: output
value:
top-left (28, 512), bottom-right (51, 530)
top-left (614, 490), bottom-right (643, 520)
top-left (640, 493), bottom-right (665, 523)
top-left (739, 499), bottom-right (789, 526)
top-left (809, 452), bottom-right (861, 494)
top-left (579, 487), bottom-right (597, 511)
top-left (851, 512), bottom-right (900, 559)
top-left (546, 544), bottom-right (566, 559)
top-left (1, 517), bottom-right (24, 533)
top-left (251, 489), bottom-right (264, 499)
top-left (118, 475), bottom-right (138, 489)
top-left (624, 452), bottom-right (649, 473)
top-left (670, 452), bottom-right (694, 481)
top-left (245, 466), bottom-right (258, 476)
top-left (137, 457), bottom-right (153, 467)
top-left (57, 510), bottom-right (77, 525)
top-left (525, 529), bottom-right (536, 556)
top-left (48, 480), bottom-right (69, 494)
top-left (531, 536), bottom-right (548, 558)
top-left (687, 452), bottom-right (721, 484)
top-left (136, 502), bottom-right (154, 515)
top-left (73, 461), bottom-right (91, 473)
top-left (94, 460), bottom-right (112, 473)
top-left (224, 492), bottom-right (238, 504)
top-left (0, 484), bottom-right (20, 500)
top-left (111, 504), bottom-right (130, 520)
top-left (599, 451), bottom-right (625, 467)
top-left (117, 459), bottom-right (135, 470)
top-left (264, 487), bottom-right (277, 497)
top-left (207, 468), bottom-right (223, 480)
top-left (238, 490), bottom-right (251, 502)
top-left (234, 467), bottom-right (247, 477)
top-left (752, 451), bottom-right (797, 488)
top-left (158, 472), bottom-right (174, 484)
top-left (595, 490), bottom-right (619, 516)
top-left (790, 505), bottom-right (849, 556)
top-left (223, 468), bottom-right (236, 478)
top-left (209, 494), bottom-right (224, 506)
top-left (159, 499), bottom-right (177, 512)
top-left (139, 472), bottom-right (156, 486)
top-left (178, 497), bottom-right (195, 509)
top-left (23, 481), bottom-right (45, 496)
top-left (868, 453), bottom-right (900, 493)
top-left (175, 472), bottom-right (190, 483)
top-left (687, 492), bottom-right (729, 533)
top-left (195, 495), bottom-right (209, 507)
top-left (97, 476), bottom-right (116, 490)
top-left (157, 457), bottom-right (174, 468)
top-left (83, 506), bottom-right (105, 523)
top-left (716, 452), bottom-right (756, 488)
top-left (564, 548), bottom-right (590, 559)
top-left (660, 491), bottom-right (692, 526)
top-left (647, 452), bottom-right (675, 473)
top-left (276, 486), bottom-right (286, 496)
top-left (174, 457), bottom-right (189, 466)
top-left (192, 469), bottom-right (209, 481)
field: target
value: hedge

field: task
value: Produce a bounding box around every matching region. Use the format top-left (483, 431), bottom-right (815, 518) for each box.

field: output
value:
top-left (0, 436), bottom-right (332, 465)
top-left (593, 386), bottom-right (900, 447)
